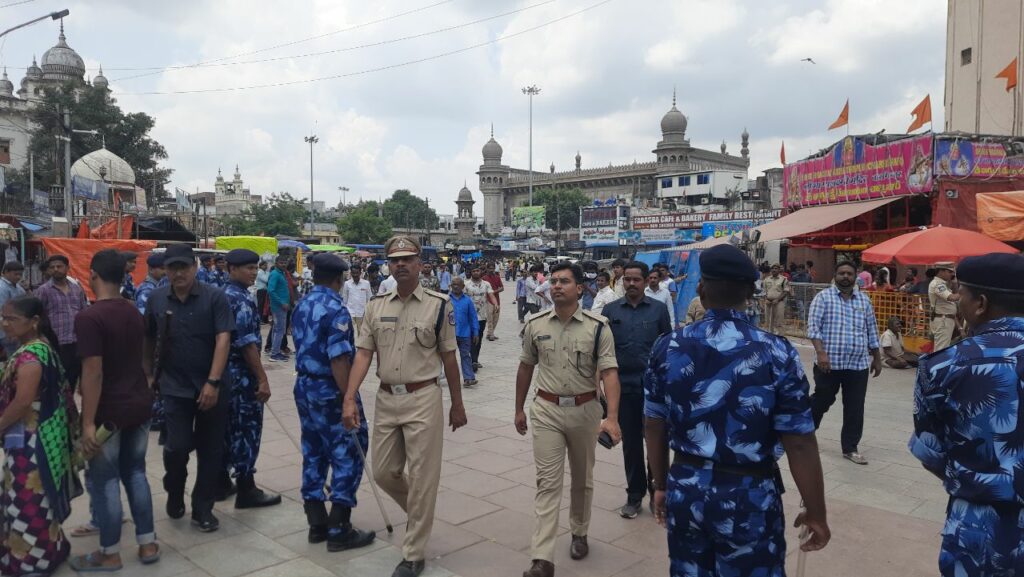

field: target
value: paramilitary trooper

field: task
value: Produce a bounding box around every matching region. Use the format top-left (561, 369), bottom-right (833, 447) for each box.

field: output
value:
top-left (216, 249), bottom-right (282, 508)
top-left (136, 251), bottom-right (167, 433)
top-left (292, 253), bottom-right (376, 552)
top-left (910, 253), bottom-right (1024, 576)
top-left (644, 244), bottom-right (830, 576)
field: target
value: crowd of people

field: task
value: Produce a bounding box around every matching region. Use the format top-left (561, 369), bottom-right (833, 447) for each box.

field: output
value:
top-left (0, 235), bottom-right (1018, 577)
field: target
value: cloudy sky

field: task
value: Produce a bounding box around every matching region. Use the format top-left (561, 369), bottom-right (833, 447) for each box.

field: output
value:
top-left (1, 0), bottom-right (946, 214)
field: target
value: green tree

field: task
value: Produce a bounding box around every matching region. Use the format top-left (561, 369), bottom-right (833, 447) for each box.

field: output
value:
top-left (338, 202), bottom-right (392, 244)
top-left (25, 82), bottom-right (172, 205)
top-left (381, 189), bottom-right (438, 231)
top-left (531, 187), bottom-right (590, 231)
top-left (221, 193), bottom-right (307, 236)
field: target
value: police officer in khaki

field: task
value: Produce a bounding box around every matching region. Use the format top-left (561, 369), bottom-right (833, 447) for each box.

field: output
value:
top-left (763, 263), bottom-right (790, 334)
top-left (343, 235), bottom-right (468, 577)
top-left (514, 262), bottom-right (622, 577)
top-left (928, 261), bottom-right (960, 350)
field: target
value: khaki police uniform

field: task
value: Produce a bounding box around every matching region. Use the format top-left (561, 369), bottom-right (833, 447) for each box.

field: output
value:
top-left (357, 260), bottom-right (456, 563)
top-left (928, 268), bottom-right (957, 350)
top-left (763, 274), bottom-right (789, 335)
top-left (521, 306), bottom-right (618, 562)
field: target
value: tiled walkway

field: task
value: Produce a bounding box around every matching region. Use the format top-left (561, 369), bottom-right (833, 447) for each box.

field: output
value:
top-left (56, 305), bottom-right (946, 576)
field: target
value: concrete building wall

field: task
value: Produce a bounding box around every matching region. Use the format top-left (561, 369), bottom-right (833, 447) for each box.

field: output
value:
top-left (945, 0), bottom-right (1024, 135)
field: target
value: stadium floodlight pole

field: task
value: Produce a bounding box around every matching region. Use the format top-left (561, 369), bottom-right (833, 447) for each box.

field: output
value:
top-left (0, 9), bottom-right (69, 41)
top-left (304, 135), bottom-right (319, 236)
top-left (522, 85), bottom-right (541, 206)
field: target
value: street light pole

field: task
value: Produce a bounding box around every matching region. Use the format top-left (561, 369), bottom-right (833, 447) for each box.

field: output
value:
top-left (304, 135), bottom-right (318, 237)
top-left (0, 9), bottom-right (69, 41)
top-left (338, 186), bottom-right (349, 209)
top-left (521, 85), bottom-right (541, 206)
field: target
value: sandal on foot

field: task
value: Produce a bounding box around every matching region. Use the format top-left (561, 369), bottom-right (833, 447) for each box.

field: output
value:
top-left (70, 523), bottom-right (100, 537)
top-left (139, 543), bottom-right (161, 565)
top-left (69, 552), bottom-right (123, 572)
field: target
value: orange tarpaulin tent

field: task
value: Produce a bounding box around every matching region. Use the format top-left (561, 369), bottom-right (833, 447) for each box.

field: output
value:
top-left (89, 216), bottom-right (134, 240)
top-left (977, 191), bottom-right (1024, 241)
top-left (40, 238), bottom-right (157, 301)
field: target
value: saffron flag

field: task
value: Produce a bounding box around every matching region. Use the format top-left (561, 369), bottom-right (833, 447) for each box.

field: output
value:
top-left (828, 99), bottom-right (849, 130)
top-left (907, 94), bottom-right (932, 133)
top-left (780, 141), bottom-right (786, 165)
top-left (996, 57), bottom-right (1019, 92)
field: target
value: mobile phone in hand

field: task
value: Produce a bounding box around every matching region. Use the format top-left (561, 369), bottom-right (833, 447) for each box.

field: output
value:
top-left (598, 431), bottom-right (614, 449)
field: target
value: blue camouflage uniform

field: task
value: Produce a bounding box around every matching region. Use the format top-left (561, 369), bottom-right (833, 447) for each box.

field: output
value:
top-left (223, 279), bottom-right (265, 479)
top-left (645, 308), bottom-right (815, 577)
top-left (135, 275), bottom-right (160, 315)
top-left (291, 284), bottom-right (367, 507)
top-left (198, 266), bottom-right (227, 287)
top-left (121, 273), bottom-right (136, 300)
top-left (910, 315), bottom-right (1024, 576)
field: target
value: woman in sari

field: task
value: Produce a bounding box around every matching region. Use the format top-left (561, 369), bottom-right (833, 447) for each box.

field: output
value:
top-left (0, 295), bottom-right (77, 576)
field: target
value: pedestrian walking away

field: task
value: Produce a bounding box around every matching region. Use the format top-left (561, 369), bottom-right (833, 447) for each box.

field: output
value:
top-left (343, 235), bottom-right (468, 577)
top-left (601, 260), bottom-right (671, 519)
top-left (515, 262), bottom-right (622, 577)
top-left (215, 249), bottom-right (282, 509)
top-left (142, 244), bottom-right (234, 533)
top-left (928, 262), bottom-right (960, 351)
top-left (909, 253), bottom-right (1024, 576)
top-left (645, 244), bottom-right (830, 577)
top-left (292, 253), bottom-right (376, 553)
top-left (806, 260), bottom-right (883, 465)
top-left (70, 249), bottom-right (160, 572)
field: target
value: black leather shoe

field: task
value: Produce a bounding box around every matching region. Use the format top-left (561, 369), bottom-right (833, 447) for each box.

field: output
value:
top-left (327, 524), bottom-right (376, 552)
top-left (392, 559), bottom-right (425, 577)
top-left (523, 559), bottom-right (554, 577)
top-left (234, 476), bottom-right (282, 509)
top-left (570, 535), bottom-right (589, 560)
top-left (166, 493), bottom-right (185, 520)
top-left (191, 511), bottom-right (220, 533)
top-left (214, 472), bottom-right (236, 502)
top-left (304, 501), bottom-right (329, 543)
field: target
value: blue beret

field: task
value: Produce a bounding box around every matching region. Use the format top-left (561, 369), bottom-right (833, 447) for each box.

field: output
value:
top-left (699, 244), bottom-right (758, 283)
top-left (957, 253), bottom-right (1024, 294)
top-left (313, 253), bottom-right (349, 274)
top-left (146, 252), bottom-right (165, 268)
top-left (225, 249), bottom-right (260, 266)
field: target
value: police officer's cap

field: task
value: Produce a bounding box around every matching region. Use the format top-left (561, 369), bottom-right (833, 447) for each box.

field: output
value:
top-left (699, 244), bottom-right (758, 283)
top-left (146, 252), bottom-right (166, 268)
top-left (385, 235), bottom-right (420, 258)
top-left (225, 249), bottom-right (260, 267)
top-left (957, 253), bottom-right (1024, 294)
top-left (313, 253), bottom-right (349, 274)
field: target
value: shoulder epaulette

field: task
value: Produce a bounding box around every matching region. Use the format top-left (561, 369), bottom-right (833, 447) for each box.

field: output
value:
top-left (581, 309), bottom-right (608, 324)
top-left (424, 288), bottom-right (450, 302)
top-left (524, 309), bottom-right (550, 324)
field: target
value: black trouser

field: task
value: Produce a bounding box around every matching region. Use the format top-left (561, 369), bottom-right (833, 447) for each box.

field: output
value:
top-left (471, 320), bottom-right (486, 363)
top-left (810, 367), bottom-right (868, 454)
top-left (619, 392), bottom-right (648, 502)
top-left (256, 289), bottom-right (268, 323)
top-left (162, 391), bottom-right (229, 515)
top-left (517, 297), bottom-right (527, 321)
top-left (58, 342), bottom-right (81, 391)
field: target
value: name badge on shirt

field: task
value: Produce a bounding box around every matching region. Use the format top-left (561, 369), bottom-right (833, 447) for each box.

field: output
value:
top-left (381, 317), bottom-right (398, 323)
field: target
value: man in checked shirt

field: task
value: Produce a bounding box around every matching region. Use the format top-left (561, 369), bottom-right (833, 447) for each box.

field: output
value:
top-left (806, 261), bottom-right (882, 465)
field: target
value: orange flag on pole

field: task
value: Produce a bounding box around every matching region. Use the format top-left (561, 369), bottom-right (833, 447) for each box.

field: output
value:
top-left (828, 99), bottom-right (849, 130)
top-left (780, 141), bottom-right (786, 165)
top-left (906, 94), bottom-right (932, 133)
top-left (996, 57), bottom-right (1019, 91)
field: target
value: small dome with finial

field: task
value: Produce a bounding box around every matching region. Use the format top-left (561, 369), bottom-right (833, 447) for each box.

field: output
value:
top-left (93, 65), bottom-right (108, 89)
top-left (720, 140), bottom-right (727, 154)
top-left (660, 89), bottom-right (687, 136)
top-left (26, 56), bottom-right (42, 79)
top-left (0, 69), bottom-right (13, 97)
top-left (482, 124), bottom-right (503, 161)
top-left (458, 182), bottom-right (473, 202)
top-left (41, 22), bottom-right (85, 82)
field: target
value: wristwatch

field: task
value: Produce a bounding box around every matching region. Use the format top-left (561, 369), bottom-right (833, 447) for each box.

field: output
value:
top-left (206, 378), bottom-right (223, 389)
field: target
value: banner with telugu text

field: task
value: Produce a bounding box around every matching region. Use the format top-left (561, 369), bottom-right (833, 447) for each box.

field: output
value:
top-left (933, 138), bottom-right (1024, 179)
top-left (783, 134), bottom-right (934, 208)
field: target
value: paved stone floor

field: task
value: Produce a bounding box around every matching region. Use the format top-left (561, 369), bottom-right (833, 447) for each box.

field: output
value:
top-left (55, 305), bottom-right (948, 577)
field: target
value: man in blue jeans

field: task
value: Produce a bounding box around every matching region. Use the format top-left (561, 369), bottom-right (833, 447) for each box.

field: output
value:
top-left (70, 249), bottom-right (160, 571)
top-left (448, 277), bottom-right (479, 385)
top-left (268, 256), bottom-right (291, 362)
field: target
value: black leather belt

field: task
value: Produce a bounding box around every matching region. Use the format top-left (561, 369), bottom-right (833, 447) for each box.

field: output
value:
top-left (297, 370), bottom-right (331, 379)
top-left (673, 451), bottom-right (777, 480)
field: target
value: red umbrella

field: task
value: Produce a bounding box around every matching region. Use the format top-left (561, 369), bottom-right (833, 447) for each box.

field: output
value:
top-left (861, 226), bottom-right (1018, 265)
top-left (353, 250), bottom-right (373, 258)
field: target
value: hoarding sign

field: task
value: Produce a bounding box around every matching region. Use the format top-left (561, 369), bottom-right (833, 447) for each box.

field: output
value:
top-left (783, 134), bottom-right (934, 208)
top-left (701, 220), bottom-right (753, 239)
top-left (631, 208), bottom-right (781, 230)
top-left (933, 138), bottom-right (1024, 179)
top-left (512, 206), bottom-right (545, 229)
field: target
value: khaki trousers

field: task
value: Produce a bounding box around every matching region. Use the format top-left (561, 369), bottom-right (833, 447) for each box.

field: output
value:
top-left (931, 317), bottom-right (955, 351)
top-left (371, 384), bottom-right (444, 562)
top-left (765, 299), bottom-right (786, 334)
top-left (529, 396), bottom-right (602, 562)
top-left (486, 302), bottom-right (500, 337)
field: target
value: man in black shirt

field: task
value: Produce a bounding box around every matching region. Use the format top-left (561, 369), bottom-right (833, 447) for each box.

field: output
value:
top-left (600, 261), bottom-right (671, 518)
top-left (143, 244), bottom-right (234, 532)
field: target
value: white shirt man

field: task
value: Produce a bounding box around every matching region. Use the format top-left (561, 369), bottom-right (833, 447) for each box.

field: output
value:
top-left (465, 276), bottom-right (494, 318)
top-left (535, 279), bottom-right (553, 311)
top-left (525, 274), bottom-right (542, 309)
top-left (342, 276), bottom-right (371, 320)
top-left (377, 275), bottom-right (397, 295)
top-left (645, 282), bottom-right (676, 326)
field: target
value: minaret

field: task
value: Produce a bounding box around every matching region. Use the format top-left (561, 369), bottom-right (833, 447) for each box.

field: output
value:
top-left (455, 182), bottom-right (476, 241)
top-left (477, 124), bottom-right (507, 233)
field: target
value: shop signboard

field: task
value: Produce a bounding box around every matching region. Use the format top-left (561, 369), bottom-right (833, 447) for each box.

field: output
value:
top-left (631, 208), bottom-right (780, 230)
top-left (933, 138), bottom-right (1024, 179)
top-left (783, 134), bottom-right (934, 208)
top-left (581, 205), bottom-right (630, 245)
top-left (701, 220), bottom-right (753, 239)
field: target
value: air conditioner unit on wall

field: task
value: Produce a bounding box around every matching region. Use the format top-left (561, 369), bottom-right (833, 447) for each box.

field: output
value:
top-left (700, 197), bottom-right (710, 205)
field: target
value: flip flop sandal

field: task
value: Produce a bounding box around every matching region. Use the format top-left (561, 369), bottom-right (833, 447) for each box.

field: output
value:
top-left (139, 544), bottom-right (161, 565)
top-left (70, 523), bottom-right (100, 537)
top-left (69, 552), bottom-right (123, 572)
